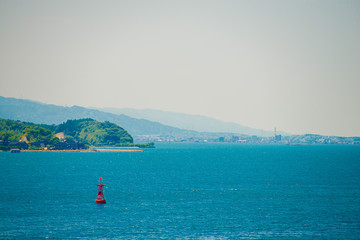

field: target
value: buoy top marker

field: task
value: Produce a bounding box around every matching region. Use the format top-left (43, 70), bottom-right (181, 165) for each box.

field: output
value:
top-left (95, 177), bottom-right (106, 204)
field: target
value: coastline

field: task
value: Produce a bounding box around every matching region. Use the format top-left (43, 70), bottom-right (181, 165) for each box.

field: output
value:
top-left (4, 146), bottom-right (147, 153)
top-left (91, 146), bottom-right (144, 152)
top-left (92, 149), bottom-right (144, 152)
top-left (21, 149), bottom-right (96, 153)
top-left (19, 148), bottom-right (144, 153)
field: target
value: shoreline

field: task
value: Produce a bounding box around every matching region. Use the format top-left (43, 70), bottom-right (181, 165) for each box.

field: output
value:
top-left (19, 149), bottom-right (143, 153)
top-left (5, 146), bottom-right (148, 153)
top-left (91, 146), bottom-right (140, 149)
top-left (21, 149), bottom-right (96, 153)
top-left (92, 149), bottom-right (144, 152)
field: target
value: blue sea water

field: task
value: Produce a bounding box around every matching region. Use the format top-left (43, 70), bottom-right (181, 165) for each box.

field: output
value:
top-left (0, 143), bottom-right (360, 239)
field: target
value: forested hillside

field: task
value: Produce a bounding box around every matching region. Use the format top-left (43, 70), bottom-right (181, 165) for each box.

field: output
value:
top-left (0, 118), bottom-right (134, 151)
top-left (0, 119), bottom-right (60, 150)
top-left (55, 119), bottom-right (133, 146)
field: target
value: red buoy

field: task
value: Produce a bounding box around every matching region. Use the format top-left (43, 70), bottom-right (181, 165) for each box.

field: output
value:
top-left (95, 177), bottom-right (106, 204)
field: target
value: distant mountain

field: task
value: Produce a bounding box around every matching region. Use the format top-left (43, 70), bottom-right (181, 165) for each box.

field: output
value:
top-left (0, 96), bottom-right (286, 138)
top-left (0, 96), bottom-right (197, 137)
top-left (96, 108), bottom-right (282, 137)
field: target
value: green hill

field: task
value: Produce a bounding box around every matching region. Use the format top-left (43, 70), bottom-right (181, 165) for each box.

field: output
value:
top-left (0, 118), bottom-right (60, 150)
top-left (0, 118), bottom-right (134, 151)
top-left (55, 118), bottom-right (133, 146)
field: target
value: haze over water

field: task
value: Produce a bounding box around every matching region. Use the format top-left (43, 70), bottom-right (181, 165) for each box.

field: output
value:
top-left (1, 143), bottom-right (359, 239)
top-left (1, 1), bottom-right (359, 136)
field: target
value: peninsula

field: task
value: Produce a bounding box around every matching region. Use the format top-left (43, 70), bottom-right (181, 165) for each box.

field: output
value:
top-left (0, 118), bottom-right (154, 152)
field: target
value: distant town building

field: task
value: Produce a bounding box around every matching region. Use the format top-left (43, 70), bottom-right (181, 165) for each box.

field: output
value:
top-left (231, 136), bottom-right (239, 142)
top-left (275, 135), bottom-right (282, 141)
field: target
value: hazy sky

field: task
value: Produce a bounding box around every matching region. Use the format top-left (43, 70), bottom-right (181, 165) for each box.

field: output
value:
top-left (1, 0), bottom-right (359, 136)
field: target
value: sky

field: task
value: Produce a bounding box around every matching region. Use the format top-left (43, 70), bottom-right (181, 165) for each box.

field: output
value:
top-left (0, 0), bottom-right (359, 137)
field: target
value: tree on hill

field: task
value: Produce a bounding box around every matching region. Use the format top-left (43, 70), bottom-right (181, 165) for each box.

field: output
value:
top-left (22, 125), bottom-right (60, 149)
top-left (56, 119), bottom-right (133, 146)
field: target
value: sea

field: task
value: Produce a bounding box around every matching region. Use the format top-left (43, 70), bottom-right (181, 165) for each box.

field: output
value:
top-left (1, 143), bottom-right (359, 239)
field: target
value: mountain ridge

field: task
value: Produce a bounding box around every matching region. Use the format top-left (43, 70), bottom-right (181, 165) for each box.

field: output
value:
top-left (0, 96), bottom-right (282, 138)
top-left (96, 107), bottom-right (284, 137)
top-left (0, 96), bottom-right (198, 137)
